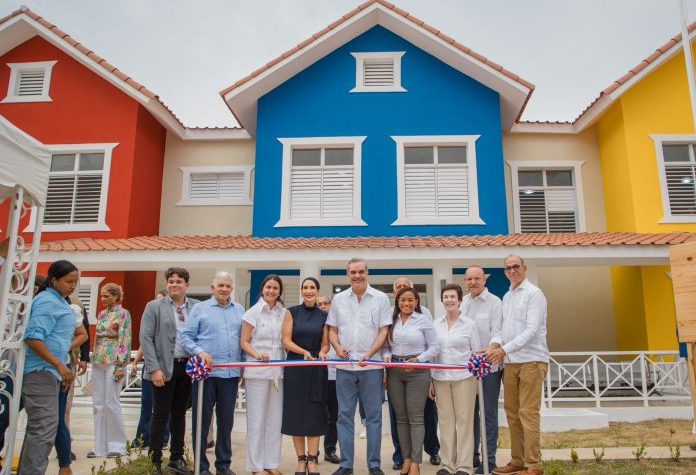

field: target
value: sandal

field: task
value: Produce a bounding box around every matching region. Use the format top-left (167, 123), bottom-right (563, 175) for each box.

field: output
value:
top-left (295, 455), bottom-right (308, 475)
top-left (306, 453), bottom-right (320, 475)
top-left (265, 470), bottom-right (283, 475)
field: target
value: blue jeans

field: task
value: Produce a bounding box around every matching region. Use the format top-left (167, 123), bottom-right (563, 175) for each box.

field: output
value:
top-left (55, 374), bottom-right (71, 468)
top-left (389, 395), bottom-right (440, 464)
top-left (473, 370), bottom-right (502, 470)
top-left (135, 375), bottom-right (170, 447)
top-left (191, 377), bottom-right (239, 473)
top-left (336, 369), bottom-right (383, 470)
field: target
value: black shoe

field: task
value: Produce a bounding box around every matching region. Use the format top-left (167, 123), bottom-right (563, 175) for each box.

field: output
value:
top-left (429, 455), bottom-right (442, 466)
top-left (392, 462), bottom-right (403, 471)
top-left (325, 452), bottom-right (340, 464)
top-left (331, 468), bottom-right (354, 475)
top-left (216, 469), bottom-right (236, 475)
top-left (436, 470), bottom-right (451, 475)
top-left (369, 469), bottom-right (385, 475)
top-left (167, 458), bottom-right (194, 475)
top-left (454, 472), bottom-right (470, 475)
top-left (153, 465), bottom-right (163, 475)
top-left (199, 471), bottom-right (213, 475)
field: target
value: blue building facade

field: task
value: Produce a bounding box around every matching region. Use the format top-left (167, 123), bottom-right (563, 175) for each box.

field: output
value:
top-left (252, 26), bottom-right (508, 238)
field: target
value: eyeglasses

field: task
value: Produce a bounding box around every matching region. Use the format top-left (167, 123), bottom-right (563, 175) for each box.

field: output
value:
top-left (175, 305), bottom-right (185, 323)
top-left (504, 264), bottom-right (522, 272)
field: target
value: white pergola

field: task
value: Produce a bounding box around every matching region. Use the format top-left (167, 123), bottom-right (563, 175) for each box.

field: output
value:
top-left (0, 115), bottom-right (51, 473)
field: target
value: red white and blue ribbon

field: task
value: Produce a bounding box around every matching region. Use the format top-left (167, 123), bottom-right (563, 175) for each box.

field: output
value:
top-left (185, 355), bottom-right (211, 381)
top-left (467, 353), bottom-right (492, 380)
top-left (186, 356), bottom-right (487, 381)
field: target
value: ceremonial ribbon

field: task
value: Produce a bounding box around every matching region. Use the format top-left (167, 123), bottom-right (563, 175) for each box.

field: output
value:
top-left (186, 354), bottom-right (494, 381)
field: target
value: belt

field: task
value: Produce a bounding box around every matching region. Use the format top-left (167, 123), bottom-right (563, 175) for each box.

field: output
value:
top-left (392, 355), bottom-right (418, 363)
top-left (174, 357), bottom-right (189, 363)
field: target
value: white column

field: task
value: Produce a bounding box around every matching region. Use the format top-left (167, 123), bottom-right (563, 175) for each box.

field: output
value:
top-left (299, 261), bottom-right (321, 282)
top-left (525, 261), bottom-right (539, 285)
top-left (431, 263), bottom-right (453, 318)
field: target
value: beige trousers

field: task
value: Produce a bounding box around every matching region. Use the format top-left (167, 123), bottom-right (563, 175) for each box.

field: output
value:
top-left (433, 377), bottom-right (477, 473)
top-left (503, 362), bottom-right (548, 471)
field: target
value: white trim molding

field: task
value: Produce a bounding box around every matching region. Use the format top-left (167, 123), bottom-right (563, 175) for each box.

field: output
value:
top-left (350, 51), bottom-right (406, 93)
top-left (275, 136), bottom-right (367, 227)
top-left (74, 276), bottom-right (105, 324)
top-left (2, 60), bottom-right (57, 103)
top-left (177, 165), bottom-right (254, 206)
top-left (392, 135), bottom-right (484, 225)
top-left (507, 160), bottom-right (587, 233)
top-left (24, 143), bottom-right (118, 233)
top-left (651, 134), bottom-right (696, 223)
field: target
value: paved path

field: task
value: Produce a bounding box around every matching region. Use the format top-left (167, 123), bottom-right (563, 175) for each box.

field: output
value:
top-left (6, 403), bottom-right (696, 474)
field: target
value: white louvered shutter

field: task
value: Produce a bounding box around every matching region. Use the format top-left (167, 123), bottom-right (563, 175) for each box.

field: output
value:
top-left (405, 166), bottom-right (436, 218)
top-left (45, 175), bottom-right (77, 224)
top-left (363, 59), bottom-right (394, 87)
top-left (189, 172), bottom-right (246, 202)
top-left (282, 276), bottom-right (301, 307)
top-left (73, 175), bottom-right (102, 222)
top-left (436, 166), bottom-right (469, 218)
top-left (290, 168), bottom-right (322, 220)
top-left (665, 165), bottom-right (696, 215)
top-left (76, 286), bottom-right (93, 320)
top-left (518, 170), bottom-right (577, 233)
top-left (322, 168), bottom-right (353, 220)
top-left (16, 69), bottom-right (46, 97)
top-left (545, 189), bottom-right (577, 232)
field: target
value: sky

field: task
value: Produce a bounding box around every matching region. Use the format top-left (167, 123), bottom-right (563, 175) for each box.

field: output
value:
top-left (2, 0), bottom-right (695, 128)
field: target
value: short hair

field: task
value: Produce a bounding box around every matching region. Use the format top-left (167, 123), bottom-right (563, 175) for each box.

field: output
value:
top-left (102, 282), bottom-right (124, 304)
top-left (465, 265), bottom-right (486, 277)
top-left (346, 257), bottom-right (368, 271)
top-left (317, 294), bottom-right (332, 303)
top-left (440, 283), bottom-right (464, 302)
top-left (393, 277), bottom-right (413, 291)
top-left (504, 254), bottom-right (525, 266)
top-left (165, 267), bottom-right (190, 283)
top-left (212, 271), bottom-right (234, 285)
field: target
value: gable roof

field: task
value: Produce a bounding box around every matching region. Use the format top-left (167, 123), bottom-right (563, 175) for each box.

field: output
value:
top-left (513, 20), bottom-right (696, 134)
top-left (0, 7), bottom-right (248, 140)
top-left (220, 0), bottom-right (534, 136)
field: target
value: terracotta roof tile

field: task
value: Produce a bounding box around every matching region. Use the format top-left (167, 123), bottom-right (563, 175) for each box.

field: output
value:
top-left (1, 7), bottom-right (186, 128)
top-left (219, 0), bottom-right (534, 116)
top-left (38, 232), bottom-right (696, 253)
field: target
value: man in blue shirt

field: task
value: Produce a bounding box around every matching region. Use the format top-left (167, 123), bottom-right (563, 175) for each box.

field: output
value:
top-left (181, 271), bottom-right (244, 475)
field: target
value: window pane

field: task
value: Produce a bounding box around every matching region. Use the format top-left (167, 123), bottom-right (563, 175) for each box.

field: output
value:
top-left (50, 154), bottom-right (75, 172)
top-left (546, 170), bottom-right (573, 186)
top-left (79, 153), bottom-right (105, 171)
top-left (438, 146), bottom-right (467, 164)
top-left (518, 170), bottom-right (543, 187)
top-left (325, 148), bottom-right (353, 166)
top-left (292, 149), bottom-right (321, 166)
top-left (663, 144), bottom-right (691, 162)
top-left (405, 147), bottom-right (434, 164)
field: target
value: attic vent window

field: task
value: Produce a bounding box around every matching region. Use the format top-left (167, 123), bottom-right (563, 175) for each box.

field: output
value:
top-left (3, 61), bottom-right (57, 103)
top-left (351, 52), bottom-right (405, 93)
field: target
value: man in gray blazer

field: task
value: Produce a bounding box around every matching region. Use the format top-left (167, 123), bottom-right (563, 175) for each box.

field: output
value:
top-left (140, 267), bottom-right (199, 475)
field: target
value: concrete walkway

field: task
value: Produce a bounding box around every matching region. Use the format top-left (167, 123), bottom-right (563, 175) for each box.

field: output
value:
top-left (6, 404), bottom-right (696, 474)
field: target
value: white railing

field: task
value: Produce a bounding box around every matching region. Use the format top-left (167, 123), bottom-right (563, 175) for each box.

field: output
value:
top-left (72, 350), bottom-right (692, 409)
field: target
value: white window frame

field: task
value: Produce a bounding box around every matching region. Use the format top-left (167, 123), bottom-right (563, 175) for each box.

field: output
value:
top-left (651, 134), bottom-right (696, 223)
top-left (177, 165), bottom-right (254, 206)
top-left (392, 135), bottom-right (484, 225)
top-left (507, 160), bottom-right (586, 233)
top-left (2, 61), bottom-right (57, 103)
top-left (276, 136), bottom-right (367, 227)
top-left (73, 276), bottom-right (104, 324)
top-left (24, 143), bottom-right (118, 232)
top-left (350, 52), bottom-right (406, 93)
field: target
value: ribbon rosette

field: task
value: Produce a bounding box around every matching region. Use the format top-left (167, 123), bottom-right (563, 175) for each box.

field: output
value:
top-left (186, 355), bottom-right (211, 382)
top-left (467, 353), bottom-right (491, 380)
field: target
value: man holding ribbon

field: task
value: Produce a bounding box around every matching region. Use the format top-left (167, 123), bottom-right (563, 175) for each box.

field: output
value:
top-left (487, 256), bottom-right (549, 475)
top-left (460, 266), bottom-right (503, 474)
top-left (327, 258), bottom-right (391, 475)
top-left (181, 271), bottom-right (245, 475)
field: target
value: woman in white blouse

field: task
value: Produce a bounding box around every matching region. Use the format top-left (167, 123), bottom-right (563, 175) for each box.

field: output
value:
top-left (430, 284), bottom-right (482, 475)
top-left (384, 287), bottom-right (439, 475)
top-left (241, 275), bottom-right (286, 475)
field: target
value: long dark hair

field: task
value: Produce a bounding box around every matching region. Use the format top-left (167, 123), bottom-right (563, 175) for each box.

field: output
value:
top-left (259, 274), bottom-right (284, 306)
top-left (388, 287), bottom-right (422, 343)
top-left (37, 260), bottom-right (78, 294)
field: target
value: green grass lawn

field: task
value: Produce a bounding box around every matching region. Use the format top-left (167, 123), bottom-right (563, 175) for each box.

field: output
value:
top-left (543, 459), bottom-right (696, 475)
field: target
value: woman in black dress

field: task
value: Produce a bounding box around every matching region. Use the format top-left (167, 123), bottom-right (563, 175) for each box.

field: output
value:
top-left (282, 277), bottom-right (330, 475)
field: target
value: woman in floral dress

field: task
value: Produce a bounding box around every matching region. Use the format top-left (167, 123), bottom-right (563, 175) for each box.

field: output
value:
top-left (88, 283), bottom-right (131, 458)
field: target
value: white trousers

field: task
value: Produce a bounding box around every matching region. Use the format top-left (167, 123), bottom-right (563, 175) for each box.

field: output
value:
top-left (91, 364), bottom-right (127, 455)
top-left (245, 378), bottom-right (283, 472)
